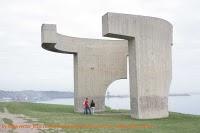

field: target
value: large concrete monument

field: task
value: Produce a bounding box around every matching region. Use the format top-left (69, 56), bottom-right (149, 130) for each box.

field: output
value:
top-left (41, 12), bottom-right (173, 119)
top-left (41, 24), bottom-right (128, 112)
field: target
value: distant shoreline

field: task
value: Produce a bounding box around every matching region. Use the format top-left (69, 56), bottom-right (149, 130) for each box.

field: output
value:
top-left (169, 93), bottom-right (190, 96)
top-left (0, 90), bottom-right (195, 103)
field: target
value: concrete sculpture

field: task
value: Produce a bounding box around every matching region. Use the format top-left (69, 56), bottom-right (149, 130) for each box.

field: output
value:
top-left (102, 13), bottom-right (173, 119)
top-left (41, 24), bottom-right (128, 112)
top-left (41, 12), bottom-right (173, 119)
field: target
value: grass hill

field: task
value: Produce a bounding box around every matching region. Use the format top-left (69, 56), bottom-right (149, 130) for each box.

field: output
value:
top-left (0, 102), bottom-right (200, 133)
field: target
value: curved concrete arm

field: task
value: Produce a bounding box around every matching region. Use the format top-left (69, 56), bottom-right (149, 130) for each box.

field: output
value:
top-left (41, 24), bottom-right (79, 54)
top-left (103, 12), bottom-right (173, 41)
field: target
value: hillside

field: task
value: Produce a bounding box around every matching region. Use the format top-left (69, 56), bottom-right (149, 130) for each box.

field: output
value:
top-left (0, 102), bottom-right (200, 133)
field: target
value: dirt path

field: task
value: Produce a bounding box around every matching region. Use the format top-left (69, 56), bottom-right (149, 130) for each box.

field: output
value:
top-left (0, 108), bottom-right (42, 133)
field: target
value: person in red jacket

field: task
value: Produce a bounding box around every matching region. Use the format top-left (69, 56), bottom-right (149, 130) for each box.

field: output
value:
top-left (83, 98), bottom-right (91, 114)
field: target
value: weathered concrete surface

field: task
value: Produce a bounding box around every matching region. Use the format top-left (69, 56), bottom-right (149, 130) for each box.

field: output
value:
top-left (102, 12), bottom-right (173, 119)
top-left (41, 24), bottom-right (128, 112)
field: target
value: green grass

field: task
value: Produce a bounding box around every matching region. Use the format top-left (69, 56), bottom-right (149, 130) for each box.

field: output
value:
top-left (0, 102), bottom-right (200, 133)
top-left (2, 118), bottom-right (13, 125)
top-left (0, 106), bottom-right (4, 113)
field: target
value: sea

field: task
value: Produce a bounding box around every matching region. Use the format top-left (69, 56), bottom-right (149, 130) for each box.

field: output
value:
top-left (36, 94), bottom-right (200, 115)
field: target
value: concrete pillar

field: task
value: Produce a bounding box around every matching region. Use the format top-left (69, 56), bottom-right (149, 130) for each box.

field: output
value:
top-left (41, 24), bottom-right (128, 112)
top-left (102, 13), bottom-right (173, 119)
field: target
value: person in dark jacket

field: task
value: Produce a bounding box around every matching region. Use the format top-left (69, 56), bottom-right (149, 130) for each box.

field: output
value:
top-left (90, 99), bottom-right (95, 114)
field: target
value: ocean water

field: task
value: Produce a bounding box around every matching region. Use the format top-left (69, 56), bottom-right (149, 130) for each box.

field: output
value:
top-left (36, 95), bottom-right (200, 115)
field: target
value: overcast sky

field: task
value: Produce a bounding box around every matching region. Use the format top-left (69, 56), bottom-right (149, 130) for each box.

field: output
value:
top-left (0, 0), bottom-right (200, 94)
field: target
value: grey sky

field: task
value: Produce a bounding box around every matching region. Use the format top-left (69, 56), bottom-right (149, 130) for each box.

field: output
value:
top-left (0, 0), bottom-right (200, 94)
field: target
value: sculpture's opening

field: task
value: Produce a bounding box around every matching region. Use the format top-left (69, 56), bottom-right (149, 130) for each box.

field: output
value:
top-left (105, 56), bottom-right (130, 110)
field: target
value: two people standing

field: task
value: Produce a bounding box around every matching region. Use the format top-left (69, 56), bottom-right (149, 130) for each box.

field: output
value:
top-left (83, 98), bottom-right (95, 115)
